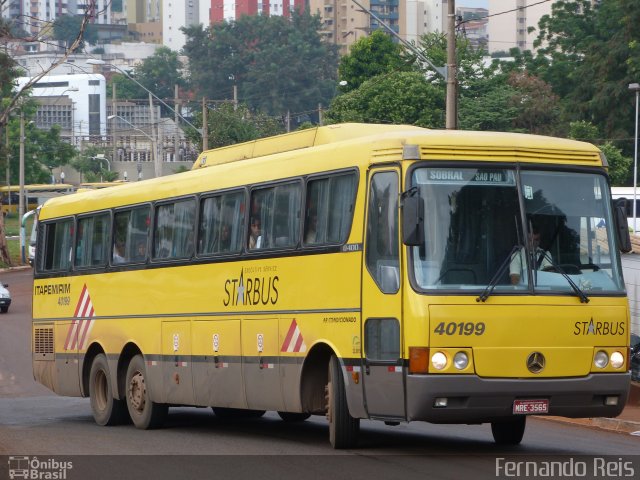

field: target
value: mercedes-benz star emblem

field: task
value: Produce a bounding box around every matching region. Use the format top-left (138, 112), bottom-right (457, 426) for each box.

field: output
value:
top-left (527, 352), bottom-right (545, 374)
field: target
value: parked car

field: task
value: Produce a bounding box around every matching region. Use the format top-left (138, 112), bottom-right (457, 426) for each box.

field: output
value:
top-left (0, 282), bottom-right (10, 313)
top-left (631, 334), bottom-right (640, 382)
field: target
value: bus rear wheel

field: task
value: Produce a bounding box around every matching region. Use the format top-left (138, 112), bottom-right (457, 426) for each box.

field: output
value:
top-left (491, 416), bottom-right (526, 445)
top-left (125, 355), bottom-right (168, 429)
top-left (89, 353), bottom-right (128, 426)
top-left (326, 354), bottom-right (359, 449)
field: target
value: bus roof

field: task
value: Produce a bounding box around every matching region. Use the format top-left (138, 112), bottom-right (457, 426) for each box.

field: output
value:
top-left (38, 123), bottom-right (604, 220)
top-left (192, 123), bottom-right (602, 170)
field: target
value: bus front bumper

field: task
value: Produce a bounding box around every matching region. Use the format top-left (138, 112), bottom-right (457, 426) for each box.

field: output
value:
top-left (406, 372), bottom-right (630, 423)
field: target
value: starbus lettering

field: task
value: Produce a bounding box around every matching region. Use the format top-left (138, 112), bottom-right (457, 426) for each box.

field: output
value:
top-left (224, 270), bottom-right (279, 306)
top-left (573, 319), bottom-right (625, 336)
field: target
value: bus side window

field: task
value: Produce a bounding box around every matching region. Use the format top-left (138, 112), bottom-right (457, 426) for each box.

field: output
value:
top-left (249, 182), bottom-right (301, 250)
top-left (153, 198), bottom-right (195, 260)
top-left (366, 171), bottom-right (400, 294)
top-left (304, 172), bottom-right (357, 246)
top-left (75, 213), bottom-right (110, 268)
top-left (112, 206), bottom-right (149, 264)
top-left (197, 191), bottom-right (245, 256)
top-left (42, 219), bottom-right (73, 272)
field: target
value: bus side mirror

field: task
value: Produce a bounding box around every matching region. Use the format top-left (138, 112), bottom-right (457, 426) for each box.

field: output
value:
top-left (402, 195), bottom-right (424, 246)
top-left (614, 205), bottom-right (632, 253)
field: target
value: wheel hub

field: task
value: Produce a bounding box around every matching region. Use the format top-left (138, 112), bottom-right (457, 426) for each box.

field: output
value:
top-left (128, 371), bottom-right (146, 412)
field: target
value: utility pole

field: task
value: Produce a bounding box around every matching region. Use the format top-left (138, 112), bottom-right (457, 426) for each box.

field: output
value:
top-left (5, 124), bottom-right (10, 205)
top-left (19, 111), bottom-right (25, 241)
top-left (202, 97), bottom-right (208, 151)
top-left (112, 83), bottom-right (117, 164)
top-left (233, 84), bottom-right (238, 111)
top-left (318, 103), bottom-right (323, 126)
top-left (149, 93), bottom-right (160, 177)
top-left (174, 85), bottom-right (180, 126)
top-left (446, 0), bottom-right (458, 129)
top-left (349, 0), bottom-right (457, 129)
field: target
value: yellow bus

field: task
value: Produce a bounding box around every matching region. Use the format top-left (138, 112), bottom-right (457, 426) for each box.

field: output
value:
top-left (1, 184), bottom-right (75, 215)
top-left (31, 123), bottom-right (632, 448)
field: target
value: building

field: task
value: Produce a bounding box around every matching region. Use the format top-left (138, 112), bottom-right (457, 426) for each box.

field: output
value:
top-left (16, 73), bottom-right (107, 142)
top-left (487, 0), bottom-right (551, 54)
top-left (1, 1), bottom-right (113, 37)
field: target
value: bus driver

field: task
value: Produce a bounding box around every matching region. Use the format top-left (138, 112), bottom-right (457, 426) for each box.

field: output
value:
top-left (510, 226), bottom-right (553, 284)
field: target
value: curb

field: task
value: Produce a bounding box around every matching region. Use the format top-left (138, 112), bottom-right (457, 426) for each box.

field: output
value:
top-left (537, 415), bottom-right (640, 434)
top-left (0, 265), bottom-right (31, 272)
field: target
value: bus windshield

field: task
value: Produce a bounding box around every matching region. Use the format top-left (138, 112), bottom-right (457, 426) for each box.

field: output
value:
top-left (409, 167), bottom-right (625, 295)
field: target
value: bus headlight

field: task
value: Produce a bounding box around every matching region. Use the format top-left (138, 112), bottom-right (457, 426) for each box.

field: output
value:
top-left (453, 351), bottom-right (469, 370)
top-left (594, 350), bottom-right (609, 369)
top-left (610, 351), bottom-right (624, 369)
top-left (431, 352), bottom-right (447, 370)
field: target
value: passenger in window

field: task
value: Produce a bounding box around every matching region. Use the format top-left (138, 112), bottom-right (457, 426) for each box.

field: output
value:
top-left (113, 241), bottom-right (126, 264)
top-left (135, 241), bottom-right (146, 261)
top-left (220, 223), bottom-right (231, 251)
top-left (249, 216), bottom-right (263, 249)
top-left (305, 212), bottom-right (318, 244)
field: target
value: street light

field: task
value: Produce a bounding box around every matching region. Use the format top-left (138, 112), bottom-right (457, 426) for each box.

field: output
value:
top-left (108, 114), bottom-right (159, 177)
top-left (629, 82), bottom-right (640, 232)
top-left (92, 153), bottom-right (111, 181)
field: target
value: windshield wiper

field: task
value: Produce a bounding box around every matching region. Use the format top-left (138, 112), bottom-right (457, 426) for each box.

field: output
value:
top-left (477, 245), bottom-right (521, 303)
top-left (538, 257), bottom-right (590, 304)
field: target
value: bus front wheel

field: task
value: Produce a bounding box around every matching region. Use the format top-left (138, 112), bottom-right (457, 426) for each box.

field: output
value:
top-left (89, 354), bottom-right (128, 426)
top-left (491, 416), bottom-right (526, 445)
top-left (125, 355), bottom-right (168, 429)
top-left (326, 355), bottom-right (359, 449)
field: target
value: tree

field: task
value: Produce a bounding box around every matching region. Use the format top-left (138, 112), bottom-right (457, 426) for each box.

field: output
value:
top-left (71, 146), bottom-right (118, 182)
top-left (5, 104), bottom-right (77, 185)
top-left (52, 15), bottom-right (98, 51)
top-left (187, 103), bottom-right (284, 150)
top-left (325, 71), bottom-right (444, 127)
top-left (507, 72), bottom-right (560, 135)
top-left (533, 0), bottom-right (640, 153)
top-left (183, 12), bottom-right (339, 117)
top-left (110, 47), bottom-right (187, 116)
top-left (569, 121), bottom-right (631, 186)
top-left (337, 30), bottom-right (413, 93)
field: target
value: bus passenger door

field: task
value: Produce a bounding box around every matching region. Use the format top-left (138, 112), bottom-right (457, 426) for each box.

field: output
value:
top-left (161, 321), bottom-right (195, 405)
top-left (361, 168), bottom-right (405, 420)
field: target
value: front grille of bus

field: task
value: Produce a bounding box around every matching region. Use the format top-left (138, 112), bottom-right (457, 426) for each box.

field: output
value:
top-left (34, 327), bottom-right (54, 360)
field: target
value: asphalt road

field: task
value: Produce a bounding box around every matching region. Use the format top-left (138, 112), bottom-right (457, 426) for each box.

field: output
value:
top-left (0, 268), bottom-right (638, 480)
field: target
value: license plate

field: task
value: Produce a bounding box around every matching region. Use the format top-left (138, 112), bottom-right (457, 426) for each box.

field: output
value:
top-left (513, 399), bottom-right (549, 415)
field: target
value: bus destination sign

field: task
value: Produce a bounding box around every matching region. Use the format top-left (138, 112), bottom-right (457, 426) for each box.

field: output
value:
top-left (418, 168), bottom-right (516, 186)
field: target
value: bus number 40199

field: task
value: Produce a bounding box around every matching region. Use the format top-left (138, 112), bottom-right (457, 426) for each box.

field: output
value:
top-left (433, 322), bottom-right (486, 336)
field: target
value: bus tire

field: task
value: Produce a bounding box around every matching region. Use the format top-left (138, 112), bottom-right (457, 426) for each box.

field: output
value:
top-left (277, 411), bottom-right (311, 422)
top-left (212, 407), bottom-right (265, 419)
top-left (491, 416), bottom-right (526, 445)
top-left (326, 354), bottom-right (359, 449)
top-left (125, 355), bottom-right (167, 429)
top-left (89, 354), bottom-right (128, 426)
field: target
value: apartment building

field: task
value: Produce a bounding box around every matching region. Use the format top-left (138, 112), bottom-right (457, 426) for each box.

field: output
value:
top-left (487, 0), bottom-right (551, 54)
